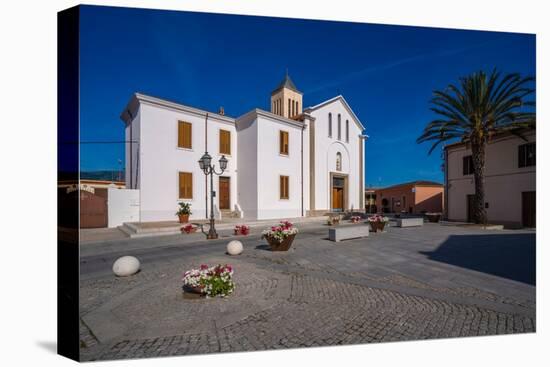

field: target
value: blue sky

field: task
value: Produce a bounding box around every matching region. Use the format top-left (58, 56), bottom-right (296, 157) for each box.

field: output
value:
top-left (79, 5), bottom-right (535, 187)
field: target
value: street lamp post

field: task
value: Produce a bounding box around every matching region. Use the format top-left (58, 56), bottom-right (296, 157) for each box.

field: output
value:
top-left (198, 152), bottom-right (228, 239)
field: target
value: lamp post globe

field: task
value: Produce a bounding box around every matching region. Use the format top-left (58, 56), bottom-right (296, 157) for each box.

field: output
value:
top-left (199, 152), bottom-right (212, 172)
top-left (219, 155), bottom-right (228, 171)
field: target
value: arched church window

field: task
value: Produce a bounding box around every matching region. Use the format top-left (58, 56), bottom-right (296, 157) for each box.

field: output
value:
top-left (288, 98), bottom-right (291, 116)
top-left (337, 114), bottom-right (342, 140)
top-left (336, 152), bottom-right (342, 171)
top-left (328, 113), bottom-right (332, 137)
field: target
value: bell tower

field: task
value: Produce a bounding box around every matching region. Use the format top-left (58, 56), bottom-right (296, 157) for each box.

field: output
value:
top-left (270, 71), bottom-right (303, 119)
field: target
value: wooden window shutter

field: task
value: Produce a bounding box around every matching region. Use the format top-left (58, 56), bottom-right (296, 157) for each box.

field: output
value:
top-left (280, 176), bottom-right (289, 199)
top-left (284, 132), bottom-right (289, 154)
top-left (179, 172), bottom-right (192, 199)
top-left (286, 177), bottom-right (290, 198)
top-left (279, 131), bottom-right (289, 155)
top-left (220, 130), bottom-right (231, 155)
top-left (178, 121), bottom-right (192, 149)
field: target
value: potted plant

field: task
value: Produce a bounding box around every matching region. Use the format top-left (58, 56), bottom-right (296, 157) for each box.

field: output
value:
top-left (181, 223), bottom-right (197, 234)
top-left (367, 214), bottom-right (389, 232)
top-left (182, 264), bottom-right (235, 298)
top-left (350, 215), bottom-right (361, 223)
top-left (234, 225), bottom-right (250, 236)
top-left (176, 202), bottom-right (192, 223)
top-left (425, 212), bottom-right (442, 223)
top-left (261, 220), bottom-right (298, 251)
top-left (327, 215), bottom-right (340, 225)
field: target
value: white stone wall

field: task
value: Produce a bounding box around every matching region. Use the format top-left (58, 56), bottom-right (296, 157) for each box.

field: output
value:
top-left (124, 108), bottom-right (141, 189)
top-left (236, 116), bottom-right (258, 219)
top-left (107, 188), bottom-right (140, 227)
top-left (256, 114), bottom-right (307, 219)
top-left (309, 98), bottom-right (363, 212)
top-left (446, 131), bottom-right (535, 226)
top-left (236, 111), bottom-right (310, 220)
top-left (136, 102), bottom-right (238, 221)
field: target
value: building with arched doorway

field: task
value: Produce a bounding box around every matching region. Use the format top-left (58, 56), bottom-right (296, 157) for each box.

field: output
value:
top-left (120, 73), bottom-right (367, 221)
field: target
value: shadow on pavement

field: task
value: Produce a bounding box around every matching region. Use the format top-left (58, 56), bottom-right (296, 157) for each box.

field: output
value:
top-left (255, 244), bottom-right (272, 251)
top-left (420, 233), bottom-right (536, 285)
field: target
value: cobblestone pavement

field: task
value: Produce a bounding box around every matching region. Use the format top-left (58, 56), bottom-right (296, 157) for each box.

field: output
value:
top-left (79, 224), bottom-right (536, 361)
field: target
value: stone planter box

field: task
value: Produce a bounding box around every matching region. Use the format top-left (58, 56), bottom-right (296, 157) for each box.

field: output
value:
top-left (265, 234), bottom-right (296, 251)
top-left (329, 225), bottom-right (369, 242)
top-left (369, 221), bottom-right (387, 232)
top-left (396, 218), bottom-right (424, 227)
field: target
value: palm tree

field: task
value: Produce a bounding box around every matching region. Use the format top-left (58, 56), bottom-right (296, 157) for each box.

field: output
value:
top-left (417, 69), bottom-right (535, 224)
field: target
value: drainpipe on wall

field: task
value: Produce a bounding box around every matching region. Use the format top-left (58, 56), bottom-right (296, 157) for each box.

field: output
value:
top-left (205, 113), bottom-right (209, 219)
top-left (127, 109), bottom-right (133, 189)
top-left (301, 123), bottom-right (305, 217)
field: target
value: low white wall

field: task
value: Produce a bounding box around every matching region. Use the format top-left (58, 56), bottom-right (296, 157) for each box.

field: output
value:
top-left (108, 188), bottom-right (140, 227)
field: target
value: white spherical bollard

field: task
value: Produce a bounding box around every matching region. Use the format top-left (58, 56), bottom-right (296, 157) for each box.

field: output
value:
top-left (226, 240), bottom-right (243, 256)
top-left (112, 256), bottom-right (140, 277)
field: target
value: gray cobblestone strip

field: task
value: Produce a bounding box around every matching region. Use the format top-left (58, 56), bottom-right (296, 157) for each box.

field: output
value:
top-left (83, 273), bottom-right (534, 361)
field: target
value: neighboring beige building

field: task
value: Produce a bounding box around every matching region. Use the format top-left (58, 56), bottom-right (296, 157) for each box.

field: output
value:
top-left (444, 129), bottom-right (535, 228)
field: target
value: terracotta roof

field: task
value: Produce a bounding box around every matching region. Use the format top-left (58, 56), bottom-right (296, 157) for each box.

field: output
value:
top-left (443, 128), bottom-right (535, 150)
top-left (379, 180), bottom-right (443, 191)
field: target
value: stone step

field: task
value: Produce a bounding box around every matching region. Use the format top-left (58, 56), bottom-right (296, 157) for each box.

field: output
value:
top-left (220, 210), bottom-right (239, 218)
top-left (117, 216), bottom-right (329, 239)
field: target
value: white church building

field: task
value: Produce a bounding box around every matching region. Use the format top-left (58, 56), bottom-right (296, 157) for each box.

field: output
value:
top-left (120, 74), bottom-right (367, 221)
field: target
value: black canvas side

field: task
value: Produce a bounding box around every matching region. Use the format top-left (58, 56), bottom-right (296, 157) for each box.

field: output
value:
top-left (57, 5), bottom-right (80, 362)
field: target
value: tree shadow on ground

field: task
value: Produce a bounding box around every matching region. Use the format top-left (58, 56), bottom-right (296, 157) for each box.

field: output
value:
top-left (419, 233), bottom-right (536, 285)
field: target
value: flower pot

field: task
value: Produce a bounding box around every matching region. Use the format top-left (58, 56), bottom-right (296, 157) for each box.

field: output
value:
top-left (182, 227), bottom-right (197, 234)
top-left (178, 214), bottom-right (189, 223)
top-left (182, 285), bottom-right (204, 298)
top-left (426, 213), bottom-right (441, 223)
top-left (369, 221), bottom-right (386, 232)
top-left (328, 217), bottom-right (340, 225)
top-left (234, 229), bottom-right (240, 235)
top-left (265, 234), bottom-right (296, 251)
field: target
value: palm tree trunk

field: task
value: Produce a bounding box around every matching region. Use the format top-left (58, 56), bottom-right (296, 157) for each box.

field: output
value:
top-left (471, 142), bottom-right (487, 224)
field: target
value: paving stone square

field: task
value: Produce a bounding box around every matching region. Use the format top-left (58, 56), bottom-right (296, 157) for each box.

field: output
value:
top-left (79, 222), bottom-right (535, 361)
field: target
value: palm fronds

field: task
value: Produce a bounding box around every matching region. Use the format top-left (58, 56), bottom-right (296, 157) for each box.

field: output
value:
top-left (417, 69), bottom-right (535, 153)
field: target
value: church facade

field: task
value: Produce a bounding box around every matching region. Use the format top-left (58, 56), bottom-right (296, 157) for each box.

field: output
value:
top-left (120, 75), bottom-right (367, 221)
